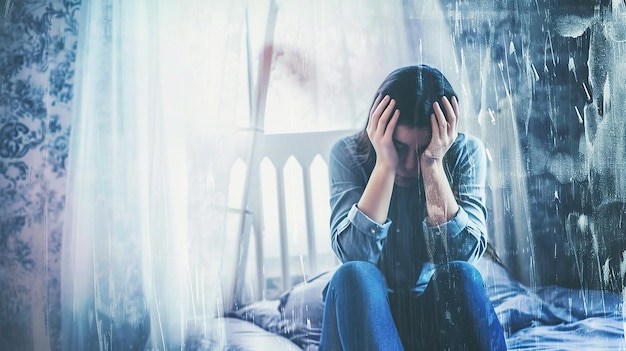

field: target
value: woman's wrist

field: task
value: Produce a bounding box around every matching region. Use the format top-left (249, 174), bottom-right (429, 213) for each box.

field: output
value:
top-left (374, 159), bottom-right (397, 176)
top-left (419, 155), bottom-right (444, 169)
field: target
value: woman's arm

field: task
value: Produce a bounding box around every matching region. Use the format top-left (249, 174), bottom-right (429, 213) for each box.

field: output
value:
top-left (329, 139), bottom-right (392, 264)
top-left (357, 94), bottom-right (399, 223)
top-left (421, 157), bottom-right (459, 226)
top-left (421, 96), bottom-right (461, 225)
top-left (329, 95), bottom-right (400, 263)
top-left (421, 96), bottom-right (487, 263)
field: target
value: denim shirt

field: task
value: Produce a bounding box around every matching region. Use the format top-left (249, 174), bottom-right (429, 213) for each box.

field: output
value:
top-left (328, 132), bottom-right (488, 295)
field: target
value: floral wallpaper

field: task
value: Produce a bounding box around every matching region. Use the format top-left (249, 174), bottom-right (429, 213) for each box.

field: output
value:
top-left (0, 1), bottom-right (80, 350)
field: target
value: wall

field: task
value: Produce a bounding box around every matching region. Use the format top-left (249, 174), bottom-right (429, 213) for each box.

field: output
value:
top-left (440, 0), bottom-right (626, 290)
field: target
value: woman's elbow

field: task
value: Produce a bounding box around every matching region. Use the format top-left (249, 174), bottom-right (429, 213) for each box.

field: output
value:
top-left (332, 232), bottom-right (380, 264)
top-left (467, 231), bottom-right (487, 264)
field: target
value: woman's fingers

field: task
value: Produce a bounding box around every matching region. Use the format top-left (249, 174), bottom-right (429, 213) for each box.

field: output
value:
top-left (377, 98), bottom-right (396, 134)
top-left (369, 94), bottom-right (383, 120)
top-left (384, 109), bottom-right (400, 140)
top-left (432, 101), bottom-right (447, 137)
top-left (451, 96), bottom-right (459, 119)
top-left (441, 96), bottom-right (458, 139)
top-left (451, 96), bottom-right (460, 138)
top-left (433, 97), bottom-right (460, 139)
top-left (368, 95), bottom-right (389, 133)
top-left (367, 95), bottom-right (379, 132)
top-left (425, 96), bottom-right (460, 160)
top-left (366, 95), bottom-right (400, 168)
top-left (441, 96), bottom-right (455, 125)
top-left (368, 95), bottom-right (397, 137)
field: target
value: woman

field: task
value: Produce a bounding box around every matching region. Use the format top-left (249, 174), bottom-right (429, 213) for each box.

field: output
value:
top-left (319, 65), bottom-right (506, 350)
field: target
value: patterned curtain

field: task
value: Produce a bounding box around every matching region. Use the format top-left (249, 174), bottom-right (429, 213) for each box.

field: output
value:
top-left (0, 1), bottom-right (80, 350)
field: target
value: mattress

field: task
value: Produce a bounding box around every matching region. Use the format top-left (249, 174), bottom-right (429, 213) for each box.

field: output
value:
top-left (192, 257), bottom-right (625, 350)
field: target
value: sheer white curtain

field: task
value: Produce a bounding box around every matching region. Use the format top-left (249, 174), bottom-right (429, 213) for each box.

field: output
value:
top-left (61, 0), bottom-right (249, 349)
top-left (60, 0), bottom-right (455, 349)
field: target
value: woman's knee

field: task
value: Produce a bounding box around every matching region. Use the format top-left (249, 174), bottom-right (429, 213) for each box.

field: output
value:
top-left (328, 261), bottom-right (387, 295)
top-left (433, 261), bottom-right (484, 290)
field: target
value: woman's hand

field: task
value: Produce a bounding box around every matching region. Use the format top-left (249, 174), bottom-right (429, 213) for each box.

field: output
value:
top-left (421, 96), bottom-right (459, 161)
top-left (358, 94), bottom-right (400, 224)
top-left (420, 96), bottom-right (461, 226)
top-left (367, 94), bottom-right (400, 171)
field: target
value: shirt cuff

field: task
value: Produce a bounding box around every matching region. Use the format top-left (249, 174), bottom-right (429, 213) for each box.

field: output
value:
top-left (348, 204), bottom-right (392, 239)
top-left (421, 206), bottom-right (469, 238)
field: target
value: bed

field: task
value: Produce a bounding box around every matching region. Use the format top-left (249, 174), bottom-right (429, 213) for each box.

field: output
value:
top-left (195, 130), bottom-right (626, 351)
top-left (185, 253), bottom-right (625, 350)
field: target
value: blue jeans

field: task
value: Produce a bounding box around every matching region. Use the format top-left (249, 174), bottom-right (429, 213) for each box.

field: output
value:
top-left (319, 261), bottom-right (507, 351)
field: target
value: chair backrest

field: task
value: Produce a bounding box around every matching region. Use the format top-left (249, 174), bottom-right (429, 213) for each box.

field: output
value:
top-left (232, 129), bottom-right (358, 303)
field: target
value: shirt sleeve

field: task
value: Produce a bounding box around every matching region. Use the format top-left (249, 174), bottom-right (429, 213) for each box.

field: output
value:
top-left (328, 138), bottom-right (391, 264)
top-left (422, 134), bottom-right (488, 265)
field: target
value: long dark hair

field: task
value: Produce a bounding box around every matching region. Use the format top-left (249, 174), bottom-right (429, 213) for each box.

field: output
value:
top-left (356, 65), bottom-right (458, 162)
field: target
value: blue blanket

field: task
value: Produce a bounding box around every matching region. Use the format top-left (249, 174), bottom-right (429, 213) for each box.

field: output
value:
top-left (225, 257), bottom-right (625, 350)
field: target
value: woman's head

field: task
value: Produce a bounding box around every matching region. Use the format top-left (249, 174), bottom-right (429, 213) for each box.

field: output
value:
top-left (371, 65), bottom-right (458, 129)
top-left (356, 65), bottom-right (458, 164)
